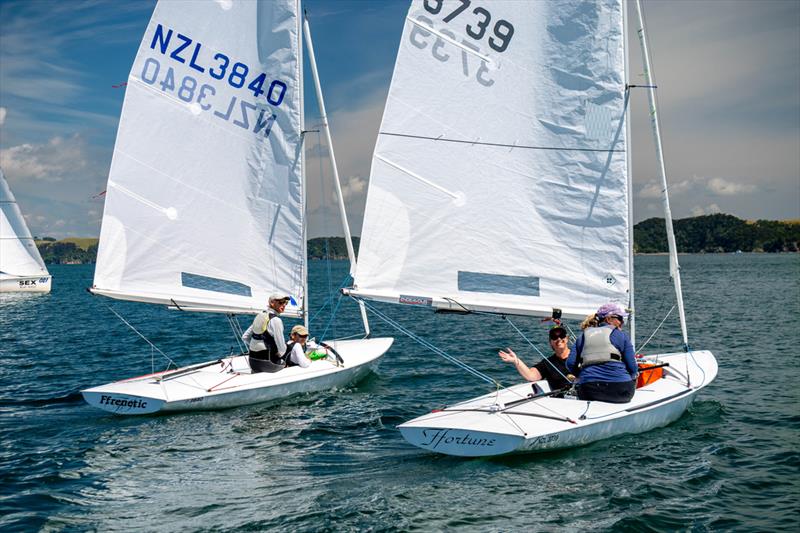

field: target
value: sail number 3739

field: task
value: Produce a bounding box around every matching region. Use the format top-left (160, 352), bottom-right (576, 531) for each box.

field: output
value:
top-left (423, 0), bottom-right (514, 53)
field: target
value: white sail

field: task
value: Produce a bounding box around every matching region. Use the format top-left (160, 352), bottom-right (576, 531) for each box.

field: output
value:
top-left (352, 0), bottom-right (630, 319)
top-left (0, 169), bottom-right (49, 277)
top-left (93, 0), bottom-right (305, 316)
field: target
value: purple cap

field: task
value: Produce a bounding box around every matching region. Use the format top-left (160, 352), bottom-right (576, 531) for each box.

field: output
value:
top-left (596, 303), bottom-right (629, 319)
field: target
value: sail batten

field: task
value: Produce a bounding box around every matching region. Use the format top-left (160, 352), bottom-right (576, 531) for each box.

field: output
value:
top-left (354, 0), bottom-right (630, 317)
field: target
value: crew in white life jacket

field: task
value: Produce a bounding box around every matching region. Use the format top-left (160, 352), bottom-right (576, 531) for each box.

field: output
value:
top-left (242, 293), bottom-right (290, 373)
top-left (566, 303), bottom-right (638, 403)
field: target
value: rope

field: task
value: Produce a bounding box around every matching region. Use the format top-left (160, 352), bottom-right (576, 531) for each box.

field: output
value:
top-left (435, 298), bottom-right (571, 385)
top-left (227, 314), bottom-right (246, 353)
top-left (357, 299), bottom-right (502, 388)
top-left (501, 315), bottom-right (572, 384)
top-left (309, 274), bottom-right (352, 338)
top-left (319, 290), bottom-right (346, 341)
top-left (103, 304), bottom-right (178, 370)
top-left (636, 305), bottom-right (675, 354)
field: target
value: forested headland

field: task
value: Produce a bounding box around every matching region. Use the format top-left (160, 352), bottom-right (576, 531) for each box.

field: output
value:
top-left (634, 214), bottom-right (799, 253)
top-left (34, 215), bottom-right (798, 264)
top-left (32, 236), bottom-right (361, 264)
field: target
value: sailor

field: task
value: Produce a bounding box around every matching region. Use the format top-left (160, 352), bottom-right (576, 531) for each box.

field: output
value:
top-left (498, 323), bottom-right (573, 393)
top-left (285, 325), bottom-right (312, 368)
top-left (567, 303), bottom-right (638, 403)
top-left (242, 293), bottom-right (290, 373)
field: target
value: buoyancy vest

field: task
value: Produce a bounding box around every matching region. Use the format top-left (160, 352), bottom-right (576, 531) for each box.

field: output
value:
top-left (284, 341), bottom-right (298, 367)
top-left (578, 326), bottom-right (622, 368)
top-left (249, 310), bottom-right (281, 363)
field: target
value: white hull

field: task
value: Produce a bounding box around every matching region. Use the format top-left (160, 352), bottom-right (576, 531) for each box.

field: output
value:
top-left (82, 337), bottom-right (393, 415)
top-left (0, 274), bottom-right (52, 293)
top-left (399, 350), bottom-right (717, 457)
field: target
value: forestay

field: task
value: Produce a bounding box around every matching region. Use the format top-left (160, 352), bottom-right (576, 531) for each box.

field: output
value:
top-left (0, 169), bottom-right (49, 277)
top-left (93, 0), bottom-right (305, 316)
top-left (352, 0), bottom-right (631, 319)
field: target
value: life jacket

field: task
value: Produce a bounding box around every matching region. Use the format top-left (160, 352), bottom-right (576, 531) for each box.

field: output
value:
top-left (284, 341), bottom-right (298, 367)
top-left (578, 326), bottom-right (622, 368)
top-left (248, 310), bottom-right (281, 363)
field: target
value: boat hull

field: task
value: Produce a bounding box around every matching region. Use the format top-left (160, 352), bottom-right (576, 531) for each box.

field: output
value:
top-left (0, 274), bottom-right (52, 293)
top-left (82, 337), bottom-right (393, 415)
top-left (399, 350), bottom-right (717, 457)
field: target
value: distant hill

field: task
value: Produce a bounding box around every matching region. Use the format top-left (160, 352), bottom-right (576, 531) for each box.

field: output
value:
top-left (35, 216), bottom-right (798, 264)
top-left (35, 237), bottom-right (98, 264)
top-left (33, 237), bottom-right (360, 264)
top-left (634, 214), bottom-right (800, 253)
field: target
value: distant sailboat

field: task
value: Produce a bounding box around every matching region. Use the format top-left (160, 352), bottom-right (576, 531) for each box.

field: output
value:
top-left (82, 0), bottom-right (392, 415)
top-left (346, 0), bottom-right (717, 456)
top-left (0, 169), bottom-right (52, 293)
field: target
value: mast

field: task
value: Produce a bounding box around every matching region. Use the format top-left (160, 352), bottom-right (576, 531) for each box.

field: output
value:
top-left (634, 0), bottom-right (689, 350)
top-left (623, 0), bottom-right (635, 347)
top-left (302, 11), bottom-right (371, 335)
top-left (298, 0), bottom-right (308, 329)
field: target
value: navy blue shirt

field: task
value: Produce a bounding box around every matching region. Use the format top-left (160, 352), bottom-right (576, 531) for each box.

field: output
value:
top-left (567, 324), bottom-right (637, 384)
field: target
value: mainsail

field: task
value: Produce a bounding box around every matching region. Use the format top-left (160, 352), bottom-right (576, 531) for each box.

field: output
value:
top-left (352, 0), bottom-right (631, 319)
top-left (0, 169), bottom-right (49, 278)
top-left (93, 0), bottom-right (305, 316)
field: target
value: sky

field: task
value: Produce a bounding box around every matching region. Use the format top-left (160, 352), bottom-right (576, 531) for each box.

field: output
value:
top-left (0, 0), bottom-right (798, 239)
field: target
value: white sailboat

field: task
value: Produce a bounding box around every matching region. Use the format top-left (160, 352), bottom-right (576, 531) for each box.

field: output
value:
top-left (347, 0), bottom-right (717, 456)
top-left (82, 0), bottom-right (392, 415)
top-left (0, 169), bottom-right (52, 293)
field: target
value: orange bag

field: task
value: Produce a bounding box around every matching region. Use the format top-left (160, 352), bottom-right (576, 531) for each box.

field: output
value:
top-left (637, 363), bottom-right (664, 388)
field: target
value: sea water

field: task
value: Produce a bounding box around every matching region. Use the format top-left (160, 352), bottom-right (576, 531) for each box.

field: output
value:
top-left (1, 254), bottom-right (798, 531)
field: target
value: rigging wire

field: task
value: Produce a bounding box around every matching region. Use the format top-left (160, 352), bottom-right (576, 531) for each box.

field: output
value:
top-left (227, 313), bottom-right (246, 353)
top-left (635, 304), bottom-right (675, 354)
top-left (357, 299), bottom-right (504, 389)
top-left (103, 304), bottom-right (179, 370)
top-left (501, 315), bottom-right (572, 383)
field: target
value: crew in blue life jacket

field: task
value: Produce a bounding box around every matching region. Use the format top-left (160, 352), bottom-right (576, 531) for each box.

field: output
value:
top-left (242, 293), bottom-right (290, 373)
top-left (285, 324), bottom-right (312, 368)
top-left (566, 303), bottom-right (638, 403)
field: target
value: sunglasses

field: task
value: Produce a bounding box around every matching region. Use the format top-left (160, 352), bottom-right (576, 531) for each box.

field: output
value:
top-left (549, 332), bottom-right (567, 340)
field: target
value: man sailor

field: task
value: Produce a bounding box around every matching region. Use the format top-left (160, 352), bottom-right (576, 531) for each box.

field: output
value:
top-left (242, 293), bottom-right (290, 373)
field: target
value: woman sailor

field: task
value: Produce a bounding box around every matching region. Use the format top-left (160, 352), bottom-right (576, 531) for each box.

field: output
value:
top-left (566, 303), bottom-right (638, 403)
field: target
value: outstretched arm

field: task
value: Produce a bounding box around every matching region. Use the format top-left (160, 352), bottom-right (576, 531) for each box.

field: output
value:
top-left (499, 348), bottom-right (543, 383)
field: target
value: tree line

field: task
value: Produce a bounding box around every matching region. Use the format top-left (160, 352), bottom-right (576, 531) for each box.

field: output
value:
top-left (34, 215), bottom-right (799, 264)
top-left (634, 214), bottom-right (799, 253)
top-left (33, 237), bottom-right (360, 264)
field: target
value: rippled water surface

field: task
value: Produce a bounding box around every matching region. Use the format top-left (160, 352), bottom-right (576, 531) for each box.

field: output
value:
top-left (1, 254), bottom-right (798, 531)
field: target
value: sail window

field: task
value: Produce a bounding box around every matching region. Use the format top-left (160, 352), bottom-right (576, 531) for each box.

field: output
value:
top-left (458, 271), bottom-right (540, 297)
top-left (181, 272), bottom-right (252, 297)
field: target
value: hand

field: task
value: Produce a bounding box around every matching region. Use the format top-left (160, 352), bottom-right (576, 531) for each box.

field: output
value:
top-left (498, 348), bottom-right (517, 364)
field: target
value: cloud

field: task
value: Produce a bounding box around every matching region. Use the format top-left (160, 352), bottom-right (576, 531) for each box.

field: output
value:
top-left (0, 134), bottom-right (89, 182)
top-left (0, 134), bottom-right (110, 238)
top-left (638, 178), bottom-right (694, 199)
top-left (691, 204), bottom-right (722, 217)
top-left (304, 87), bottom-right (387, 237)
top-left (0, 107), bottom-right (6, 126)
top-left (707, 177), bottom-right (757, 196)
